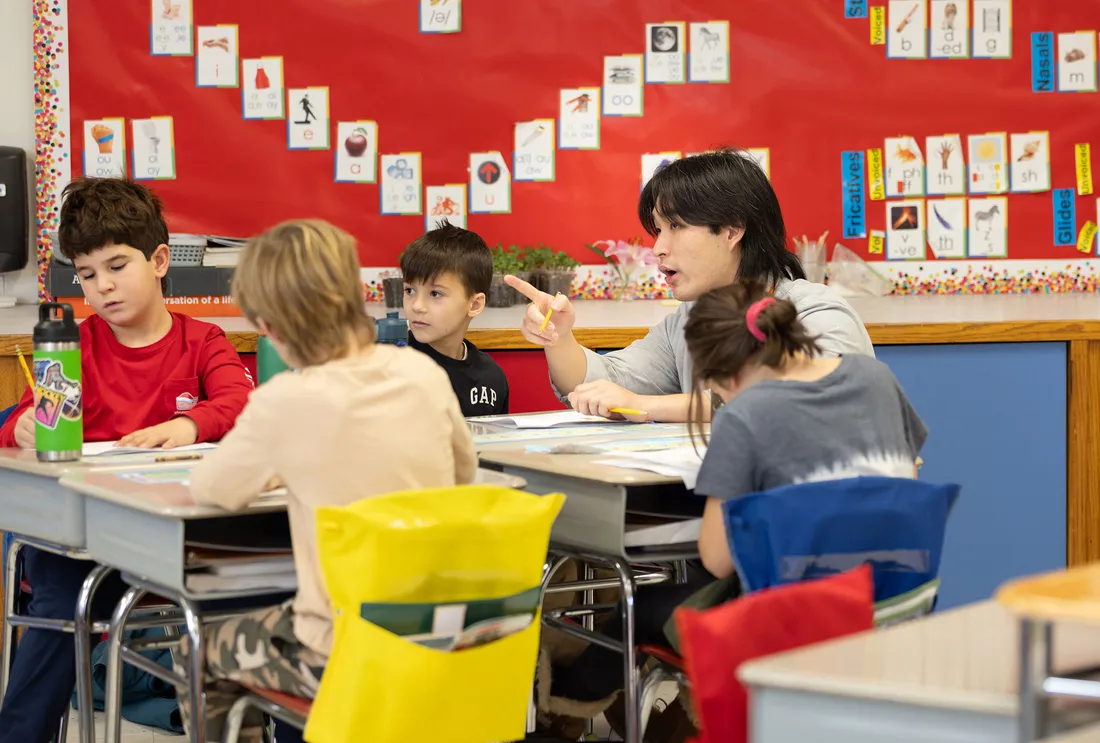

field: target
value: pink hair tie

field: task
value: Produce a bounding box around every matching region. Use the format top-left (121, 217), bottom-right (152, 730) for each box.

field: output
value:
top-left (745, 297), bottom-right (776, 342)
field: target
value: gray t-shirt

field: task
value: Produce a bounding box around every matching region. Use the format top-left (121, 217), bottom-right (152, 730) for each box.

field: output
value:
top-left (694, 355), bottom-right (928, 500)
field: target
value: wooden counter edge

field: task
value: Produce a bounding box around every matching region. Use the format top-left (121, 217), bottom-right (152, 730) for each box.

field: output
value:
top-left (4, 319), bottom-right (1100, 354)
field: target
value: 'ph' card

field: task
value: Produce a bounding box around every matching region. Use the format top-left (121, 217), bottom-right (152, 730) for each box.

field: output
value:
top-left (242, 58), bottom-right (285, 120)
top-left (884, 136), bottom-right (924, 197)
top-left (335, 121), bottom-right (378, 183)
top-left (195, 25), bottom-right (238, 87)
top-left (926, 198), bottom-right (967, 258)
top-left (689, 21), bottom-right (730, 82)
top-left (131, 117), bottom-right (176, 180)
top-left (469, 152), bottom-right (511, 214)
top-left (925, 135), bottom-right (965, 196)
top-left (645, 23), bottom-right (686, 83)
top-left (420, 0), bottom-right (461, 34)
top-left (972, 0), bottom-right (1011, 59)
top-left (929, 0), bottom-right (968, 58)
top-left (151, 0), bottom-right (193, 56)
top-left (887, 0), bottom-right (928, 59)
top-left (287, 88), bottom-right (330, 150)
top-left (513, 120), bottom-right (555, 182)
top-left (967, 197), bottom-right (1007, 257)
top-left (642, 153), bottom-right (681, 190)
top-left (1009, 131), bottom-right (1051, 193)
top-left (425, 184), bottom-right (467, 231)
top-left (559, 89), bottom-right (600, 150)
top-left (83, 119), bottom-right (127, 178)
top-left (885, 200), bottom-right (926, 260)
top-left (1058, 32), bottom-right (1098, 92)
top-left (603, 56), bottom-right (643, 117)
top-left (967, 133), bottom-right (1008, 194)
top-left (380, 153), bottom-right (423, 215)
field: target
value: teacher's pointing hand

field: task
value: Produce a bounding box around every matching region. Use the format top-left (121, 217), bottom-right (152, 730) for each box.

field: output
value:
top-left (504, 274), bottom-right (576, 347)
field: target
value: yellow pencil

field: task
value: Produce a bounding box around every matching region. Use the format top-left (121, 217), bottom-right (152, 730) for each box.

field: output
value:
top-left (539, 293), bottom-right (563, 333)
top-left (610, 407), bottom-right (648, 417)
top-left (14, 345), bottom-right (34, 390)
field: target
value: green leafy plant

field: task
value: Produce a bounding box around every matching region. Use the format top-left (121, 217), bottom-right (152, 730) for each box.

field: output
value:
top-left (490, 244), bottom-right (521, 274)
top-left (549, 250), bottom-right (580, 270)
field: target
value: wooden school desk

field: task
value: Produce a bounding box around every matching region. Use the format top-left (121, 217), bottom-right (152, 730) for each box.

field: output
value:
top-left (737, 601), bottom-right (1100, 743)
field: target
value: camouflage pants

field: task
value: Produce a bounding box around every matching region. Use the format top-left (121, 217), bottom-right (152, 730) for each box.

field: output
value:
top-left (174, 600), bottom-right (327, 742)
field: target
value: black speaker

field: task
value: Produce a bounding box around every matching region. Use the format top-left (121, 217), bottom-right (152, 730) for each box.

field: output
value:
top-left (0, 146), bottom-right (30, 273)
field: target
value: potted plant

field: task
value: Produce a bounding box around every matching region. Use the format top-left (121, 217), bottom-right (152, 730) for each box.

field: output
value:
top-left (586, 238), bottom-right (657, 300)
top-left (511, 245), bottom-right (537, 304)
top-left (541, 249), bottom-right (580, 297)
top-left (381, 267), bottom-right (404, 310)
top-left (488, 245), bottom-right (520, 308)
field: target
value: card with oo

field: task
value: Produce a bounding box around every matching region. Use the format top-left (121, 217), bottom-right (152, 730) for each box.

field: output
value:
top-left (925, 135), bottom-right (964, 196)
top-left (425, 185), bottom-right (467, 231)
top-left (689, 21), bottom-right (730, 82)
top-left (926, 198), bottom-right (967, 258)
top-left (130, 117), bottom-right (176, 180)
top-left (885, 200), bottom-right (926, 260)
top-left (514, 120), bottom-right (555, 182)
top-left (1057, 31), bottom-right (1097, 92)
top-left (967, 197), bottom-right (1007, 257)
top-left (83, 119), bottom-right (127, 179)
top-left (1009, 132), bottom-right (1050, 192)
top-left (642, 153), bottom-right (680, 189)
top-left (646, 23), bottom-right (686, 83)
top-left (929, 0), bottom-right (968, 58)
top-left (886, 0), bottom-right (927, 59)
top-left (603, 56), bottom-right (643, 117)
top-left (469, 152), bottom-right (511, 214)
top-left (884, 136), bottom-right (924, 197)
top-left (420, 0), bottom-right (461, 34)
top-left (196, 25), bottom-right (238, 87)
top-left (559, 89), bottom-right (600, 150)
top-left (151, 0), bottom-right (193, 56)
top-left (335, 122), bottom-right (378, 184)
top-left (287, 88), bottom-right (330, 150)
top-left (242, 58), bottom-right (285, 120)
top-left (380, 153), bottom-right (423, 215)
top-left (968, 133), bottom-right (1008, 194)
top-left (971, 0), bottom-right (1011, 59)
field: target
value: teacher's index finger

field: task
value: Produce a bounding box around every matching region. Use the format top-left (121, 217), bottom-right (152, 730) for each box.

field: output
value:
top-left (503, 274), bottom-right (545, 304)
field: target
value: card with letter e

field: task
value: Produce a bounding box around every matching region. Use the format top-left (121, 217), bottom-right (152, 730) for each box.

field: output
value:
top-left (196, 25), bottom-right (238, 87)
top-left (887, 0), bottom-right (927, 59)
top-left (926, 198), bottom-right (966, 258)
top-left (287, 88), bottom-right (330, 150)
top-left (380, 153), bottom-right (423, 215)
top-left (885, 199), bottom-right (926, 260)
top-left (425, 184), bottom-right (467, 231)
top-left (242, 57), bottom-right (285, 120)
top-left (514, 120), bottom-right (555, 182)
top-left (335, 121), bottom-right (378, 184)
top-left (83, 119), bottom-right (127, 178)
top-left (151, 0), bottom-right (193, 56)
top-left (130, 117), bottom-right (176, 181)
top-left (645, 22), bottom-right (686, 83)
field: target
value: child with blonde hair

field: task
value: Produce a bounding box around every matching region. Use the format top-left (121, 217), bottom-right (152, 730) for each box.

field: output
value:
top-left (184, 219), bottom-right (478, 741)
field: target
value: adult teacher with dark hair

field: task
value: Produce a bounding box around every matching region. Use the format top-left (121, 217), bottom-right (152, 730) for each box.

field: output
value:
top-left (505, 148), bottom-right (874, 422)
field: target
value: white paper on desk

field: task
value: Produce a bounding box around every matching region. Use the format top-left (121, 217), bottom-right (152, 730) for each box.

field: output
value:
top-left (82, 441), bottom-right (217, 457)
top-left (476, 411), bottom-right (616, 429)
top-left (594, 446), bottom-right (706, 488)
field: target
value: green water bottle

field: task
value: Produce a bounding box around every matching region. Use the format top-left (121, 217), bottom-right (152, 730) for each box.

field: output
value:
top-left (256, 335), bottom-right (289, 385)
top-left (33, 301), bottom-right (82, 462)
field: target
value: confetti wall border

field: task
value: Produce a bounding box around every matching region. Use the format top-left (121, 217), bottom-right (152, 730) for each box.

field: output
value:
top-left (32, 0), bottom-right (71, 301)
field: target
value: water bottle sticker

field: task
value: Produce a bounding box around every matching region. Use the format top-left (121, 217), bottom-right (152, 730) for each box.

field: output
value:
top-left (33, 360), bottom-right (82, 429)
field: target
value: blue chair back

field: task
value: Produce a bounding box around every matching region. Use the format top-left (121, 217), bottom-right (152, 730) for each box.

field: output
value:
top-left (0, 404), bottom-right (15, 428)
top-left (1, 405), bottom-right (19, 581)
top-left (723, 476), bottom-right (960, 625)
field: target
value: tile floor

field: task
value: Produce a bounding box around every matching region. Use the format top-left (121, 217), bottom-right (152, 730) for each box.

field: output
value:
top-left (63, 709), bottom-right (181, 742)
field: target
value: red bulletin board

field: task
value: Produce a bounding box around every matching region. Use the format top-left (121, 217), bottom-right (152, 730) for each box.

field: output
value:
top-left (65, 0), bottom-right (1100, 266)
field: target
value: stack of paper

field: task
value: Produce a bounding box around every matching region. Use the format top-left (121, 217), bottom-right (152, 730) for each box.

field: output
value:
top-left (473, 411), bottom-right (617, 429)
top-left (82, 441), bottom-right (217, 458)
top-left (594, 445), bottom-right (706, 488)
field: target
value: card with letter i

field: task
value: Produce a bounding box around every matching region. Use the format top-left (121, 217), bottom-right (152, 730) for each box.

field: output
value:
top-left (335, 122), bottom-right (378, 183)
top-left (603, 56), bottom-right (643, 117)
top-left (513, 120), bottom-right (555, 182)
top-left (559, 89), bottom-right (600, 150)
top-left (83, 119), bottom-right (127, 178)
top-left (645, 22), bottom-right (686, 83)
top-left (287, 88), bottom-right (330, 150)
top-left (689, 22), bottom-right (730, 82)
top-left (380, 153), bottom-right (423, 215)
top-left (420, 0), bottom-right (461, 33)
top-left (926, 198), bottom-right (967, 258)
top-left (196, 25), bottom-right (239, 87)
top-left (425, 185), bottom-right (467, 230)
top-left (242, 58), bottom-right (285, 120)
top-left (131, 117), bottom-right (176, 180)
top-left (151, 0), bottom-right (193, 56)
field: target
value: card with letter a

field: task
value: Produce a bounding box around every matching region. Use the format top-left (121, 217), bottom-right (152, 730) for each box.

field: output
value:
top-left (287, 88), bottom-right (330, 150)
top-left (514, 120), bottom-right (555, 182)
top-left (151, 0), bottom-right (193, 56)
top-left (646, 22), bottom-right (686, 83)
top-left (425, 185), bottom-right (467, 230)
top-left (83, 119), bottom-right (126, 178)
top-left (195, 25), bottom-right (238, 87)
top-left (559, 88), bottom-right (600, 150)
top-left (335, 121), bottom-right (378, 183)
top-left (689, 21), bottom-right (730, 82)
top-left (603, 56), bottom-right (643, 116)
top-left (469, 152), bottom-right (511, 214)
top-left (131, 117), bottom-right (176, 180)
top-left (242, 58), bottom-right (285, 120)
top-left (380, 153), bottom-right (423, 215)
top-left (1009, 132), bottom-right (1050, 192)
top-left (887, 0), bottom-right (927, 58)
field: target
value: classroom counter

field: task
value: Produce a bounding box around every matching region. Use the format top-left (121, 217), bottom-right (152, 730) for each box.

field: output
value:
top-left (1, 293), bottom-right (1098, 607)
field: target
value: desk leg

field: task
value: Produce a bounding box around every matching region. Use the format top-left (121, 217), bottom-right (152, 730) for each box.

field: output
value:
top-left (612, 558), bottom-right (639, 743)
top-left (1018, 618), bottom-right (1052, 742)
top-left (105, 586), bottom-right (145, 743)
top-left (0, 537), bottom-right (21, 709)
top-left (181, 596), bottom-right (207, 743)
top-left (74, 564), bottom-right (112, 743)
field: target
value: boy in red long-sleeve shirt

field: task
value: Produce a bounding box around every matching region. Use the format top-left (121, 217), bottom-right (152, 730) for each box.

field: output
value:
top-left (0, 177), bottom-right (254, 743)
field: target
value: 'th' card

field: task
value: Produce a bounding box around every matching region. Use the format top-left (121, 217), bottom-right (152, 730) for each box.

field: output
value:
top-left (926, 198), bottom-right (967, 258)
top-left (287, 88), bottom-right (330, 150)
top-left (925, 135), bottom-right (965, 196)
top-left (83, 119), bottom-right (127, 179)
